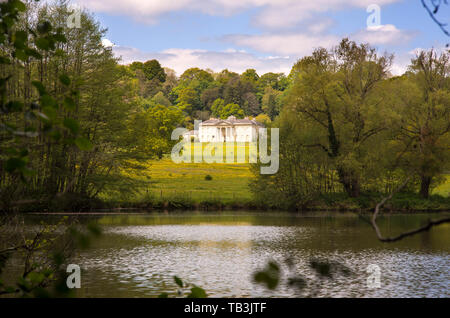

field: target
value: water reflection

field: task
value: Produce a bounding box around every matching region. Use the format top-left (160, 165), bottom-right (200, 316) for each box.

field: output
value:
top-left (62, 212), bottom-right (450, 298)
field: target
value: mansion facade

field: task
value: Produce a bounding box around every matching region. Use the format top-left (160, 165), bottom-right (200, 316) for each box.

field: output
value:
top-left (184, 116), bottom-right (264, 142)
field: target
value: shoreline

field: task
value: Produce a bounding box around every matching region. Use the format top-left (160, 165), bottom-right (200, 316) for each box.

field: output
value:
top-left (6, 191), bottom-right (450, 214)
top-left (21, 206), bottom-right (450, 215)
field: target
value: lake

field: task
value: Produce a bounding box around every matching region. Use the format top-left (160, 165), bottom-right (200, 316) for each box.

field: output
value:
top-left (15, 212), bottom-right (450, 297)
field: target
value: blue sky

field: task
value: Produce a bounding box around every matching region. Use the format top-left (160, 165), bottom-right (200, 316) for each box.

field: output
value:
top-left (74, 0), bottom-right (450, 76)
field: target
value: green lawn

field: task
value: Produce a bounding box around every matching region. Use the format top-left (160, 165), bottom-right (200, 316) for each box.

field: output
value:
top-left (145, 158), bottom-right (254, 202)
top-left (183, 142), bottom-right (257, 163)
top-left (143, 161), bottom-right (449, 203)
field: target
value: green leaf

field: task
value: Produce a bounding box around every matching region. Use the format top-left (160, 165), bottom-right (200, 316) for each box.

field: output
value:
top-left (32, 81), bottom-right (46, 95)
top-left (14, 30), bottom-right (27, 49)
top-left (37, 21), bottom-right (52, 34)
top-left (35, 37), bottom-right (50, 50)
top-left (54, 49), bottom-right (66, 57)
top-left (48, 130), bottom-right (62, 141)
top-left (63, 118), bottom-right (79, 135)
top-left (59, 74), bottom-right (71, 86)
top-left (14, 49), bottom-right (28, 61)
top-left (253, 261), bottom-right (280, 290)
top-left (11, 0), bottom-right (27, 12)
top-left (27, 272), bottom-right (45, 284)
top-left (309, 260), bottom-right (332, 278)
top-left (158, 293), bottom-right (169, 298)
top-left (63, 97), bottom-right (76, 110)
top-left (174, 276), bottom-right (183, 288)
top-left (42, 106), bottom-right (57, 121)
top-left (74, 137), bottom-right (93, 151)
top-left (25, 48), bottom-right (42, 59)
top-left (53, 33), bottom-right (67, 43)
top-left (187, 286), bottom-right (207, 298)
top-left (41, 95), bottom-right (57, 108)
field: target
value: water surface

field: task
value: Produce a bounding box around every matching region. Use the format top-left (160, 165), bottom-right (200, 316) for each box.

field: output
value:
top-left (21, 212), bottom-right (450, 297)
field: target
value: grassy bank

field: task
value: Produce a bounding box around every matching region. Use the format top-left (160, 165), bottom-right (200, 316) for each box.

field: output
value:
top-left (125, 159), bottom-right (450, 211)
top-left (14, 157), bottom-right (450, 212)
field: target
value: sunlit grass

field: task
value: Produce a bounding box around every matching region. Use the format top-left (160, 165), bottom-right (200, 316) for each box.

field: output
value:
top-left (434, 175), bottom-right (450, 197)
top-left (140, 157), bottom-right (254, 202)
top-left (181, 142), bottom-right (258, 163)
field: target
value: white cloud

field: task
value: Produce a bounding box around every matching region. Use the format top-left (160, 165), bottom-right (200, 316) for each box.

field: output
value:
top-left (75, 0), bottom-right (401, 28)
top-left (250, 0), bottom-right (398, 30)
top-left (352, 24), bottom-right (416, 46)
top-left (223, 33), bottom-right (340, 56)
top-left (112, 46), bottom-right (295, 75)
top-left (101, 38), bottom-right (114, 47)
top-left (390, 46), bottom-right (450, 76)
top-left (74, 0), bottom-right (417, 77)
top-left (307, 18), bottom-right (335, 34)
top-left (390, 53), bottom-right (412, 76)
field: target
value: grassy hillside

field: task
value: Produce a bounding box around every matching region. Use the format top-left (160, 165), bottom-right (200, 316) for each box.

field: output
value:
top-left (96, 157), bottom-right (450, 212)
top-left (145, 158), bottom-right (254, 203)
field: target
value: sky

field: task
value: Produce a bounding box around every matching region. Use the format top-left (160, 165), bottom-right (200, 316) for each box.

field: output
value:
top-left (72, 0), bottom-right (450, 76)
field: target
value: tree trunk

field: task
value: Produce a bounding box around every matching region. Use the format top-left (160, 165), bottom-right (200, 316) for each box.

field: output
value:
top-left (420, 175), bottom-right (431, 199)
top-left (338, 168), bottom-right (360, 198)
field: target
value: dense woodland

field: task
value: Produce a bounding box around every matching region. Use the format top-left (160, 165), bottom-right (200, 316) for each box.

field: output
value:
top-left (0, 1), bottom-right (449, 211)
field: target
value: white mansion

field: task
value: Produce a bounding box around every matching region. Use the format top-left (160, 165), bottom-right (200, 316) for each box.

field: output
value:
top-left (184, 116), bottom-right (264, 142)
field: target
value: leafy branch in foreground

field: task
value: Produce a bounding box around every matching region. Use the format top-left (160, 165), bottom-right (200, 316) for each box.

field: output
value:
top-left (0, 215), bottom-right (102, 297)
top-left (253, 258), bottom-right (352, 297)
top-left (158, 275), bottom-right (207, 298)
top-left (1, 0), bottom-right (91, 174)
top-left (1, 0), bottom-right (95, 211)
top-left (421, 0), bottom-right (449, 45)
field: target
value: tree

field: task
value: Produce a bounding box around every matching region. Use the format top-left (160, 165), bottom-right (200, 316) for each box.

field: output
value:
top-left (180, 67), bottom-right (213, 85)
top-left (219, 103), bottom-right (244, 119)
top-left (254, 114), bottom-right (271, 126)
top-left (391, 50), bottom-right (450, 198)
top-left (152, 91), bottom-right (172, 107)
top-left (211, 98), bottom-right (225, 118)
top-left (176, 87), bottom-right (198, 115)
top-left (284, 39), bottom-right (393, 197)
top-left (242, 92), bottom-right (261, 116)
top-left (161, 67), bottom-right (178, 97)
top-left (258, 72), bottom-right (288, 92)
top-left (261, 87), bottom-right (282, 120)
top-left (129, 60), bottom-right (166, 98)
top-left (171, 68), bottom-right (215, 114)
top-left (142, 59), bottom-right (166, 82)
top-left (223, 75), bottom-right (255, 108)
top-left (200, 87), bottom-right (220, 110)
top-left (241, 69), bottom-right (259, 86)
top-left (129, 104), bottom-right (184, 159)
top-left (0, 1), bottom-right (163, 208)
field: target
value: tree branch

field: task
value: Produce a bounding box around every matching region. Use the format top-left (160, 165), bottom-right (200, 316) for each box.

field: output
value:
top-left (421, 0), bottom-right (450, 37)
top-left (371, 176), bottom-right (450, 242)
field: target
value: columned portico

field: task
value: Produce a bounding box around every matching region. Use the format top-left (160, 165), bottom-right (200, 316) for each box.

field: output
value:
top-left (198, 116), bottom-right (263, 143)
